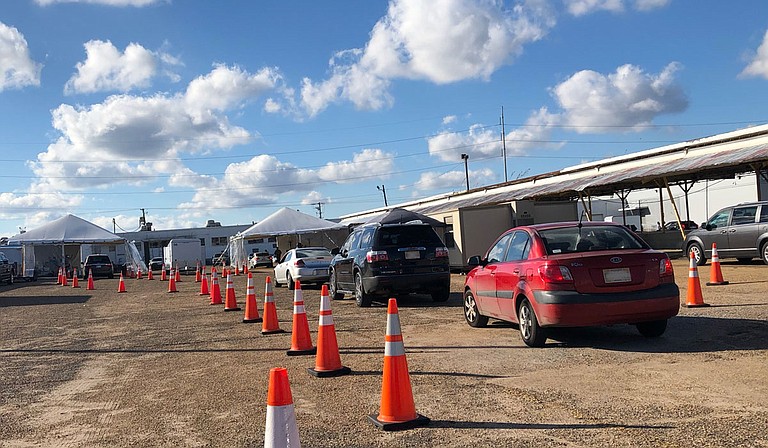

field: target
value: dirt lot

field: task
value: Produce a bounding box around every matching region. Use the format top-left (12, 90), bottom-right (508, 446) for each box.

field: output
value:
top-left (1, 259), bottom-right (767, 447)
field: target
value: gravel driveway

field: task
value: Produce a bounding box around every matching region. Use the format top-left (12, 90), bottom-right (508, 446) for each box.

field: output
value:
top-left (1, 259), bottom-right (767, 447)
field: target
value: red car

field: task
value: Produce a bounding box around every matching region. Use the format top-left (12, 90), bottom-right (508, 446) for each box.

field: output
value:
top-left (463, 221), bottom-right (680, 347)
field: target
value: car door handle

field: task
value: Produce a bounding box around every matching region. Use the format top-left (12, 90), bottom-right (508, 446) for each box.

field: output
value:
top-left (729, 229), bottom-right (736, 233)
top-left (720, 230), bottom-right (727, 234)
top-left (512, 269), bottom-right (520, 274)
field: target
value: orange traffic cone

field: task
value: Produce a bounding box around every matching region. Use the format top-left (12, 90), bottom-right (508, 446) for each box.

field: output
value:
top-left (175, 265), bottom-right (181, 282)
top-left (195, 263), bottom-right (201, 282)
top-left (199, 270), bottom-right (209, 296)
top-left (235, 264), bottom-right (240, 276)
top-left (72, 268), bottom-right (80, 288)
top-left (209, 271), bottom-right (223, 305)
top-left (264, 367), bottom-right (301, 447)
top-left (685, 251), bottom-right (709, 308)
top-left (161, 267), bottom-right (167, 281)
top-left (287, 281), bottom-right (315, 356)
top-left (147, 268), bottom-right (154, 280)
top-left (243, 273), bottom-right (262, 323)
top-left (308, 285), bottom-right (350, 377)
top-left (56, 267), bottom-right (63, 285)
top-left (262, 276), bottom-right (285, 335)
top-left (369, 298), bottom-right (430, 431)
top-left (61, 268), bottom-right (68, 287)
top-left (706, 243), bottom-right (729, 286)
top-left (86, 269), bottom-right (95, 290)
top-left (137, 269), bottom-right (142, 280)
top-left (117, 273), bottom-right (127, 293)
top-left (168, 268), bottom-right (178, 293)
top-left (224, 273), bottom-right (241, 311)
top-left (244, 264), bottom-right (249, 274)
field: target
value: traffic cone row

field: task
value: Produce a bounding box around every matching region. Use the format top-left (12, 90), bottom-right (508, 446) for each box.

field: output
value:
top-left (199, 270), bottom-right (209, 296)
top-left (224, 274), bottom-right (241, 312)
top-left (147, 268), bottom-right (154, 280)
top-left (209, 271), bottom-right (223, 305)
top-left (168, 267), bottom-right (178, 293)
top-left (261, 277), bottom-right (284, 334)
top-left (117, 273), bottom-right (126, 293)
top-left (86, 269), bottom-right (95, 290)
top-left (71, 268), bottom-right (80, 288)
top-left (243, 273), bottom-right (262, 323)
top-left (286, 281), bottom-right (316, 356)
top-left (706, 242), bottom-right (729, 286)
top-left (685, 251), bottom-right (709, 307)
top-left (308, 285), bottom-right (350, 377)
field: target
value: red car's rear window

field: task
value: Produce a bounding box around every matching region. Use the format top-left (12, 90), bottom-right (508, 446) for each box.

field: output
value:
top-left (538, 225), bottom-right (647, 255)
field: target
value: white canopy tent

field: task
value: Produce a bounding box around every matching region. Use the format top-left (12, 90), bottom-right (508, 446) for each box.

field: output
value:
top-left (230, 208), bottom-right (347, 267)
top-left (7, 214), bottom-right (145, 277)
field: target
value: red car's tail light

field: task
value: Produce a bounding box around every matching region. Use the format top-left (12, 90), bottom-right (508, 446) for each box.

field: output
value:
top-left (539, 263), bottom-right (574, 283)
top-left (659, 257), bottom-right (674, 280)
top-left (294, 259), bottom-right (305, 267)
top-left (435, 247), bottom-right (449, 258)
top-left (366, 250), bottom-right (389, 263)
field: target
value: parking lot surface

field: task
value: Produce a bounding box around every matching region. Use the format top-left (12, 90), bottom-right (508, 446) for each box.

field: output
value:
top-left (1, 259), bottom-right (767, 447)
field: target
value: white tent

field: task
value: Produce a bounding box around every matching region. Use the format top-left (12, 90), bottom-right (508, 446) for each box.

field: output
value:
top-left (8, 214), bottom-right (131, 277)
top-left (231, 208), bottom-right (347, 267)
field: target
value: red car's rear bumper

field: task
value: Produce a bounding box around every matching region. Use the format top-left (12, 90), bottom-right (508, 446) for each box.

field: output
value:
top-left (532, 283), bottom-right (680, 327)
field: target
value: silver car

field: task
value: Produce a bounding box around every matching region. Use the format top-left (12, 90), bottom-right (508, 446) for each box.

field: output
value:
top-left (684, 201), bottom-right (768, 265)
top-left (273, 247), bottom-right (333, 290)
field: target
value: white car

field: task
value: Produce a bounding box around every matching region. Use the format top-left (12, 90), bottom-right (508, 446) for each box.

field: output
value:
top-left (249, 252), bottom-right (273, 269)
top-left (273, 247), bottom-right (333, 290)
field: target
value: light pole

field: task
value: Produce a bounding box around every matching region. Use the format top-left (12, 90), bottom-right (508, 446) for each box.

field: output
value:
top-left (461, 153), bottom-right (469, 191)
top-left (377, 185), bottom-right (388, 207)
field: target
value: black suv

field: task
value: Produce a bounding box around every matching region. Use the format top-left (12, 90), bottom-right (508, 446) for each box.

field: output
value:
top-left (0, 252), bottom-right (14, 285)
top-left (83, 254), bottom-right (115, 278)
top-left (328, 223), bottom-right (450, 307)
top-left (684, 201), bottom-right (768, 265)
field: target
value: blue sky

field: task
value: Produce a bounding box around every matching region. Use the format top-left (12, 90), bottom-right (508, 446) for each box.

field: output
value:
top-left (1, 0), bottom-right (767, 236)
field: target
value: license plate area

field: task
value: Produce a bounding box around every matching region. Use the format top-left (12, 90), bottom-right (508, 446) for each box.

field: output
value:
top-left (603, 267), bottom-right (631, 283)
top-left (405, 250), bottom-right (421, 260)
top-left (314, 269), bottom-right (328, 275)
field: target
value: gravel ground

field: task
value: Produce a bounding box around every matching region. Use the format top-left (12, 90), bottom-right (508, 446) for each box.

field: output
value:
top-left (1, 259), bottom-right (767, 447)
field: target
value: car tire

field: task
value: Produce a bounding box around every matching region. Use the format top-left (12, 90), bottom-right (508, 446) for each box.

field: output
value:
top-left (431, 286), bottom-right (450, 302)
top-left (636, 319), bottom-right (667, 338)
top-left (518, 298), bottom-right (546, 347)
top-left (329, 269), bottom-right (344, 300)
top-left (354, 271), bottom-right (372, 307)
top-left (687, 242), bottom-right (707, 266)
top-left (109, 273), bottom-right (114, 279)
top-left (7, 272), bottom-right (14, 285)
top-left (287, 273), bottom-right (295, 290)
top-left (274, 277), bottom-right (281, 288)
top-left (761, 241), bottom-right (768, 266)
top-left (463, 290), bottom-right (488, 328)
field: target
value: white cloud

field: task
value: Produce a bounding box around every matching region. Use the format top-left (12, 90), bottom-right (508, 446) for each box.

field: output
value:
top-left (301, 191), bottom-right (331, 205)
top-left (317, 148), bottom-right (395, 183)
top-left (564, 0), bottom-right (669, 16)
top-left (65, 40), bottom-right (180, 94)
top-left (505, 107), bottom-right (563, 152)
top-left (427, 124), bottom-right (501, 162)
top-left (408, 167), bottom-right (496, 194)
top-left (300, 0), bottom-right (556, 116)
top-left (740, 30), bottom-right (768, 80)
top-left (30, 65), bottom-right (278, 191)
top-left (551, 62), bottom-right (687, 132)
top-left (35, 0), bottom-right (163, 6)
top-left (442, 115), bottom-right (457, 125)
top-left (0, 22), bottom-right (42, 92)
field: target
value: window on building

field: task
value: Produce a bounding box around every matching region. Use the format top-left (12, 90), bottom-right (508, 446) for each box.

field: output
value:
top-left (443, 216), bottom-right (455, 248)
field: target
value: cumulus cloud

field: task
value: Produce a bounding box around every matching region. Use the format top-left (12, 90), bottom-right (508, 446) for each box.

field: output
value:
top-left (35, 0), bottom-right (163, 6)
top-left (407, 167), bottom-right (496, 194)
top-left (65, 40), bottom-right (180, 94)
top-left (179, 149), bottom-right (394, 210)
top-left (564, 0), bottom-right (669, 16)
top-left (442, 115), bottom-right (457, 125)
top-left (300, 0), bottom-right (556, 116)
top-left (428, 124), bottom-right (502, 162)
top-left (740, 30), bottom-right (768, 80)
top-left (301, 191), bottom-right (331, 206)
top-left (30, 65), bottom-right (279, 191)
top-left (551, 62), bottom-right (687, 132)
top-left (0, 22), bottom-right (42, 92)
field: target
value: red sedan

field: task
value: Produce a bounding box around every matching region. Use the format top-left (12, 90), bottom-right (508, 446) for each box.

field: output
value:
top-left (463, 221), bottom-right (680, 347)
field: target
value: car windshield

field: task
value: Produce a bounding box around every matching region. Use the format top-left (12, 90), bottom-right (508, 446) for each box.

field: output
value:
top-left (375, 225), bottom-right (443, 247)
top-left (539, 225), bottom-right (646, 255)
top-left (295, 249), bottom-right (331, 258)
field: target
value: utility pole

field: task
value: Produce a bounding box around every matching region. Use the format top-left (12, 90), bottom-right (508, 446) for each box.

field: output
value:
top-left (500, 106), bottom-right (507, 182)
top-left (377, 185), bottom-right (388, 207)
top-left (461, 153), bottom-right (470, 191)
top-left (314, 202), bottom-right (324, 219)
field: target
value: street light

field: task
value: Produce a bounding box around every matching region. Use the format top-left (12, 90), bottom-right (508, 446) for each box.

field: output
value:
top-left (377, 184), bottom-right (388, 207)
top-left (461, 153), bottom-right (469, 191)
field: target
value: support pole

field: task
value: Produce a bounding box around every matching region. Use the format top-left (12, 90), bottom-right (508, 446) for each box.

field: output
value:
top-left (664, 178), bottom-right (686, 241)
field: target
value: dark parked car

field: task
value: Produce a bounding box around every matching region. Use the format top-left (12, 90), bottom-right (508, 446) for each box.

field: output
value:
top-left (328, 222), bottom-right (450, 306)
top-left (0, 251), bottom-right (14, 285)
top-left (83, 254), bottom-right (114, 278)
top-left (684, 201), bottom-right (768, 266)
top-left (664, 220), bottom-right (698, 231)
top-left (464, 222), bottom-right (679, 347)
